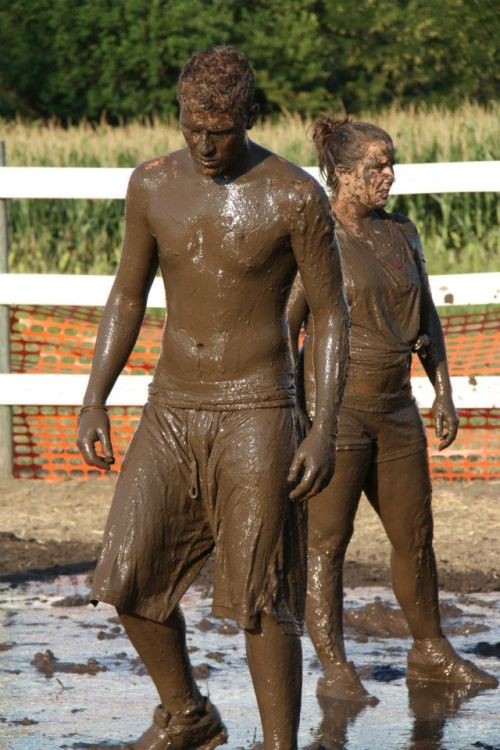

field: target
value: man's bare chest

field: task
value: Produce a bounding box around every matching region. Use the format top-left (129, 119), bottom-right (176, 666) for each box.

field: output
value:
top-left (149, 182), bottom-right (292, 273)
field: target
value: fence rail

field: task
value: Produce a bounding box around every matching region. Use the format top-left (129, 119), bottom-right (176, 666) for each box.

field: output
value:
top-left (1, 272), bottom-right (499, 308)
top-left (1, 162), bottom-right (499, 199)
top-left (1, 271), bottom-right (499, 409)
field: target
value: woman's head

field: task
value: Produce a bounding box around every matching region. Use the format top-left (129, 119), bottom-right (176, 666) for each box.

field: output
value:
top-left (312, 117), bottom-right (395, 209)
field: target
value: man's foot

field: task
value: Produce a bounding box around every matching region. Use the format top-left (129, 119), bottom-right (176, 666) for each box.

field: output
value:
top-left (407, 638), bottom-right (499, 687)
top-left (133, 697), bottom-right (228, 750)
top-left (317, 661), bottom-right (379, 705)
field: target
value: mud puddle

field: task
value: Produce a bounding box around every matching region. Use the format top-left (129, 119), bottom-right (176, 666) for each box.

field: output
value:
top-left (1, 577), bottom-right (499, 749)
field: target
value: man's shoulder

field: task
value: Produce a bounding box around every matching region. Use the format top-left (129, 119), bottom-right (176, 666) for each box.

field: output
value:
top-left (128, 149), bottom-right (189, 193)
top-left (252, 144), bottom-right (327, 204)
top-left (254, 145), bottom-right (319, 184)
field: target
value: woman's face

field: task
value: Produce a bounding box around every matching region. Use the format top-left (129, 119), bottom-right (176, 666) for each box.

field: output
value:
top-left (338, 139), bottom-right (395, 210)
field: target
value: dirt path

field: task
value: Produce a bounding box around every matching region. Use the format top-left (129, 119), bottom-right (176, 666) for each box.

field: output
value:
top-left (0, 477), bottom-right (499, 592)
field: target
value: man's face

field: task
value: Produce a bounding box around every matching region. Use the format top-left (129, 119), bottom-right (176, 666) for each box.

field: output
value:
top-left (343, 140), bottom-right (396, 209)
top-left (180, 106), bottom-right (249, 178)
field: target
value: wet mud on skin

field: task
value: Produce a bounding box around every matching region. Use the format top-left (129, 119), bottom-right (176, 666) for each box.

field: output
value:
top-left (1, 575), bottom-right (499, 749)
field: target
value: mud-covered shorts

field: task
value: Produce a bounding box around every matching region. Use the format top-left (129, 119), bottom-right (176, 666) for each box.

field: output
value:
top-left (336, 399), bottom-right (427, 462)
top-left (90, 400), bottom-right (305, 634)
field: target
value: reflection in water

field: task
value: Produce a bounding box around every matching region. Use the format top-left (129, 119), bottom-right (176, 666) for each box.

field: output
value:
top-left (307, 694), bottom-right (371, 749)
top-left (407, 681), bottom-right (488, 749)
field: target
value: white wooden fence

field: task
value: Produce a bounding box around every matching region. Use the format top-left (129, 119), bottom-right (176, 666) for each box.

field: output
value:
top-left (0, 162), bottom-right (498, 412)
top-left (1, 162), bottom-right (499, 199)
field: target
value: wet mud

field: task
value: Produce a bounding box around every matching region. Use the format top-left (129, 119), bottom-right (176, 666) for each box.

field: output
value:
top-left (1, 576), bottom-right (498, 749)
top-left (343, 598), bottom-right (490, 640)
top-left (0, 531), bottom-right (99, 583)
top-left (467, 642), bottom-right (500, 658)
top-left (31, 649), bottom-right (108, 677)
top-left (52, 594), bottom-right (90, 608)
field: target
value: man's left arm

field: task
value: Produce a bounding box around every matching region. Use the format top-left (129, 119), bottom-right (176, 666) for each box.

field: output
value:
top-left (288, 181), bottom-right (350, 500)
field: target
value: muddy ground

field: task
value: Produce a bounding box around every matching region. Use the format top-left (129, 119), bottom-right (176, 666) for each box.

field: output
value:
top-left (0, 477), bottom-right (499, 592)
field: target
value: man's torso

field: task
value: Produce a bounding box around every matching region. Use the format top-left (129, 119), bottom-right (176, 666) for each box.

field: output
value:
top-left (139, 145), bottom-right (318, 407)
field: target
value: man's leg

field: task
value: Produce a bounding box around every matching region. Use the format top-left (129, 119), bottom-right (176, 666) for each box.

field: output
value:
top-left (245, 614), bottom-right (302, 750)
top-left (210, 407), bottom-right (303, 748)
top-left (119, 606), bottom-right (228, 749)
top-left (120, 605), bottom-right (201, 714)
top-left (90, 403), bottom-right (228, 744)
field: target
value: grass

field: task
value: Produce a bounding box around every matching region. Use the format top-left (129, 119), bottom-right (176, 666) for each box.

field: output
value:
top-left (2, 101), bottom-right (499, 275)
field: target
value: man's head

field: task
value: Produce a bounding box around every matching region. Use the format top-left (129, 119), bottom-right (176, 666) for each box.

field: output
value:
top-left (177, 46), bottom-right (259, 177)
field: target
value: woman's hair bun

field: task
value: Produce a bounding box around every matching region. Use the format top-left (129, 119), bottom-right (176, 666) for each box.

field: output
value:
top-left (312, 117), bottom-right (392, 195)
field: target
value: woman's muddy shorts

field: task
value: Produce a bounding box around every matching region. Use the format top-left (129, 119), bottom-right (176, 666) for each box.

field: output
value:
top-left (90, 400), bottom-right (306, 634)
top-left (336, 400), bottom-right (427, 462)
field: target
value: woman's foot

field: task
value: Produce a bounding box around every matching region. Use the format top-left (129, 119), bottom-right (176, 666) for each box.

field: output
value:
top-left (133, 697), bottom-right (228, 750)
top-left (407, 638), bottom-right (499, 687)
top-left (317, 661), bottom-right (379, 704)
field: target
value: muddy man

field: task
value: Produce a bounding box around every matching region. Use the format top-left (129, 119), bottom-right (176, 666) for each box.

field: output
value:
top-left (288, 117), bottom-right (498, 704)
top-left (77, 47), bottom-right (349, 750)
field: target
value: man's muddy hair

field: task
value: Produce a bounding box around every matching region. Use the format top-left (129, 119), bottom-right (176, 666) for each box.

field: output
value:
top-left (312, 117), bottom-right (393, 194)
top-left (177, 46), bottom-right (256, 119)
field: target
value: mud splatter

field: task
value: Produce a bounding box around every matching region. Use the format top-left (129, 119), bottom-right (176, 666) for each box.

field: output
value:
top-left (195, 617), bottom-right (216, 632)
top-left (52, 593), bottom-right (90, 607)
top-left (217, 621), bottom-right (239, 636)
top-left (97, 626), bottom-right (122, 640)
top-left (206, 651), bottom-right (225, 663)
top-left (31, 649), bottom-right (107, 678)
top-left (192, 662), bottom-right (213, 679)
top-left (371, 665), bottom-right (406, 682)
top-left (61, 743), bottom-right (133, 749)
top-left (467, 642), bottom-right (500, 658)
top-left (345, 600), bottom-right (409, 638)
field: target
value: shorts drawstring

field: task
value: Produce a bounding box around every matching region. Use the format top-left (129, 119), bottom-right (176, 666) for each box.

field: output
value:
top-left (187, 434), bottom-right (200, 500)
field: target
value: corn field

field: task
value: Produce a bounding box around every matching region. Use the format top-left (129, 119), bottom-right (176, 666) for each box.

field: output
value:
top-left (2, 102), bottom-right (499, 275)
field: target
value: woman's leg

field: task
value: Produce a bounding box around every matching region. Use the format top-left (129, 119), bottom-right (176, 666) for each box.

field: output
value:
top-left (363, 449), bottom-right (442, 639)
top-left (306, 447), bottom-right (375, 700)
top-left (364, 449), bottom-right (498, 686)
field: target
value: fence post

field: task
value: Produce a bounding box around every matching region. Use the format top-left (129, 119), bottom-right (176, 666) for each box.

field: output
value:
top-left (0, 142), bottom-right (13, 479)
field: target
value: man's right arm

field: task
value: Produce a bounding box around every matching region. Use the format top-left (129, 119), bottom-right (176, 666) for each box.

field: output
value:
top-left (77, 167), bottom-right (159, 469)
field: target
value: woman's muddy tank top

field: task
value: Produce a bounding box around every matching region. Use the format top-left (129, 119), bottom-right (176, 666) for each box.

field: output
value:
top-left (305, 211), bottom-right (422, 414)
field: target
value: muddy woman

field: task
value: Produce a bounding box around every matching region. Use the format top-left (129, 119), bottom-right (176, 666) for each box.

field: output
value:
top-left (288, 118), bottom-right (498, 703)
top-left (77, 48), bottom-right (349, 749)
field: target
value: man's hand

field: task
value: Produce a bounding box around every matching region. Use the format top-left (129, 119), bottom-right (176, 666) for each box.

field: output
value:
top-left (433, 393), bottom-right (459, 451)
top-left (76, 407), bottom-right (115, 470)
top-left (288, 428), bottom-right (335, 501)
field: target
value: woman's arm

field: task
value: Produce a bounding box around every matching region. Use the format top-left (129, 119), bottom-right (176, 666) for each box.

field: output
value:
top-left (287, 273), bottom-right (310, 365)
top-left (287, 274), bottom-right (311, 433)
top-left (405, 221), bottom-right (459, 450)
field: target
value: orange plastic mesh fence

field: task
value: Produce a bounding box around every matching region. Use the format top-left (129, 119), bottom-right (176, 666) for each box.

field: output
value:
top-left (9, 305), bottom-right (500, 481)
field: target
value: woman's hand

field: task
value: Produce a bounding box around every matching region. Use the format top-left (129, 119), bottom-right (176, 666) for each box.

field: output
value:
top-left (433, 393), bottom-right (459, 451)
top-left (296, 403), bottom-right (312, 440)
top-left (76, 407), bottom-right (115, 470)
